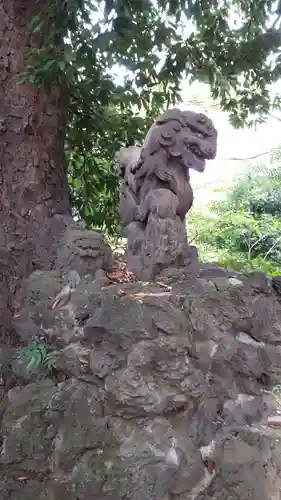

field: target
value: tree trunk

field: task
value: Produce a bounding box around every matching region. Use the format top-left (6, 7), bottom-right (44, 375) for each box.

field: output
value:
top-left (0, 0), bottom-right (72, 341)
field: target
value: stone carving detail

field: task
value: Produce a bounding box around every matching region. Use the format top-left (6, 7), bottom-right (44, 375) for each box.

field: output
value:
top-left (115, 108), bottom-right (217, 280)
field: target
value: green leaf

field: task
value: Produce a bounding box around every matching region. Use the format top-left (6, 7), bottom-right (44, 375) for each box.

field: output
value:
top-left (64, 45), bottom-right (74, 63)
top-left (28, 14), bottom-right (42, 34)
top-left (41, 59), bottom-right (57, 71)
top-left (59, 60), bottom-right (67, 71)
top-left (19, 0), bottom-right (281, 239)
top-left (14, 74), bottom-right (28, 86)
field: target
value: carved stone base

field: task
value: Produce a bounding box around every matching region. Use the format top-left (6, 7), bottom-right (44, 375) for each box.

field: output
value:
top-left (124, 212), bottom-right (190, 281)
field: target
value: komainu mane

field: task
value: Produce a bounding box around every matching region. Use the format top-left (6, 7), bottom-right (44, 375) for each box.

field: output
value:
top-left (115, 108), bottom-right (217, 280)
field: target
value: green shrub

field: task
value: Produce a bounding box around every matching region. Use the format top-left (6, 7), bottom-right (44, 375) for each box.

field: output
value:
top-left (16, 344), bottom-right (57, 378)
top-left (188, 200), bottom-right (281, 276)
top-left (187, 154), bottom-right (281, 276)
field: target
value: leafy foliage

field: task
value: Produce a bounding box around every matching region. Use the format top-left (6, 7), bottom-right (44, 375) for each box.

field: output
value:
top-left (189, 154), bottom-right (281, 275)
top-left (66, 110), bottom-right (150, 235)
top-left (16, 344), bottom-right (58, 378)
top-left (222, 164), bottom-right (281, 218)
top-left (21, 0), bottom-right (281, 233)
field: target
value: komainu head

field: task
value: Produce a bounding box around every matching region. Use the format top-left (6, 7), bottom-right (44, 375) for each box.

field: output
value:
top-left (140, 107), bottom-right (217, 174)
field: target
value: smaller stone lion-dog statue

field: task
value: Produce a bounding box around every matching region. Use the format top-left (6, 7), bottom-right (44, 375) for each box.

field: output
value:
top-left (114, 108), bottom-right (217, 281)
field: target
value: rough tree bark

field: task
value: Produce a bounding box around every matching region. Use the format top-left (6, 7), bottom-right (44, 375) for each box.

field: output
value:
top-left (0, 0), bottom-right (72, 341)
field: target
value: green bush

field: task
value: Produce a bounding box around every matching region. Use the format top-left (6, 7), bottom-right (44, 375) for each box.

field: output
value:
top-left (214, 164), bottom-right (281, 217)
top-left (16, 344), bottom-right (58, 378)
top-left (188, 159), bottom-right (281, 276)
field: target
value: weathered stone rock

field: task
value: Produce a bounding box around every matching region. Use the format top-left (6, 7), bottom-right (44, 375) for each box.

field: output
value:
top-left (247, 270), bottom-right (272, 294)
top-left (2, 267), bottom-right (281, 499)
top-left (198, 428), bottom-right (281, 500)
top-left (54, 226), bottom-right (112, 277)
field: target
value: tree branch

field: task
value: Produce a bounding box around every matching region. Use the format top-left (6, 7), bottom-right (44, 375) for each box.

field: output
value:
top-left (268, 112), bottom-right (281, 123)
top-left (224, 147), bottom-right (280, 161)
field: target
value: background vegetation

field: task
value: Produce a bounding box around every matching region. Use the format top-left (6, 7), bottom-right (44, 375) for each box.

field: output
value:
top-left (189, 150), bottom-right (281, 275)
top-left (21, 0), bottom-right (281, 237)
top-left (18, 1), bottom-right (281, 275)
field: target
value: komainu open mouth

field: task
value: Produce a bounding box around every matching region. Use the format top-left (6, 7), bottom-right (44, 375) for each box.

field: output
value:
top-left (190, 144), bottom-right (205, 158)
